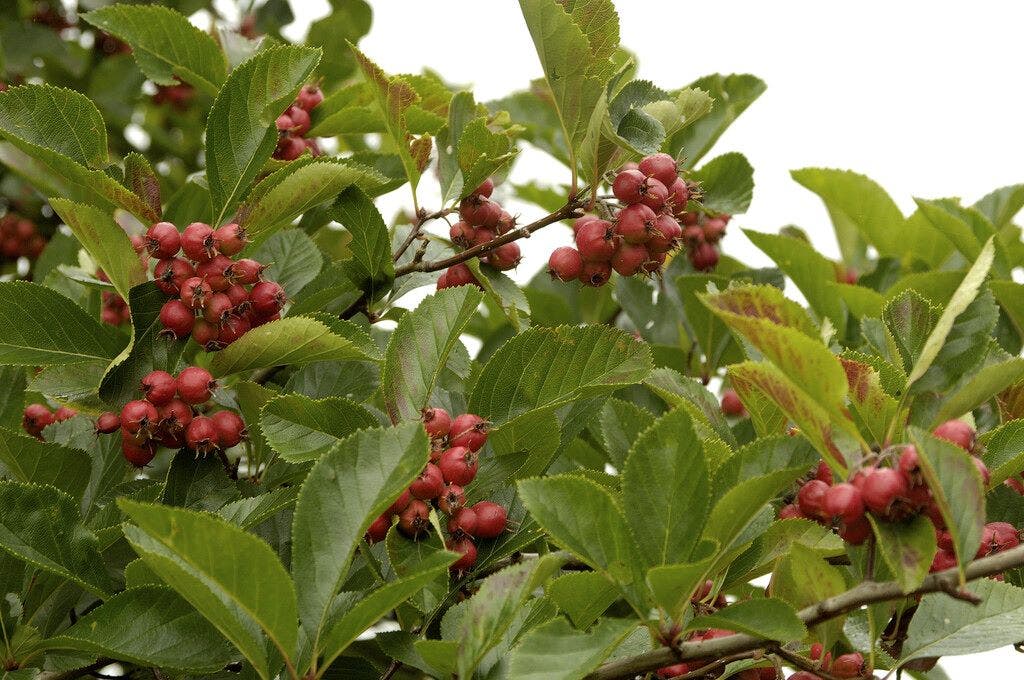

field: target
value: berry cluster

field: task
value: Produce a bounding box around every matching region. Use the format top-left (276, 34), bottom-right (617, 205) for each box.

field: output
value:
top-left (273, 85), bottom-right (324, 161)
top-left (786, 645), bottom-right (868, 680)
top-left (95, 367), bottom-right (246, 467)
top-left (0, 212), bottom-right (46, 262)
top-left (547, 153), bottom-right (708, 287)
top-left (679, 210), bottom-right (730, 272)
top-left (22, 403), bottom-right (77, 439)
top-left (145, 221), bottom-right (286, 350)
top-left (437, 179), bottom-right (520, 290)
top-left (366, 408), bottom-right (508, 573)
top-left (94, 269), bottom-right (131, 327)
top-left (781, 420), bottom-right (1012, 574)
top-left (152, 82), bottom-right (195, 111)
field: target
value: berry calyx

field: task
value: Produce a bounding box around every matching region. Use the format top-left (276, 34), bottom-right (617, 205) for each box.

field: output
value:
top-left (185, 415), bottom-right (219, 453)
top-left (611, 243), bottom-right (649, 277)
top-left (438, 483), bottom-right (467, 514)
top-left (227, 258), bottom-right (265, 285)
top-left (250, 281), bottom-right (286, 316)
top-left (398, 499), bottom-right (431, 537)
top-left (154, 257), bottom-right (196, 296)
top-left (181, 222), bottom-right (219, 262)
top-left (449, 220), bottom-right (476, 247)
top-left (179, 277), bottom-right (212, 310)
top-left (121, 432), bottom-right (157, 467)
top-left (580, 261), bottom-right (612, 287)
top-left (121, 399), bottom-right (159, 437)
top-left (176, 366), bottom-right (216, 404)
top-left (158, 399), bottom-right (192, 433)
top-left (471, 500), bottom-right (507, 538)
top-left (145, 221), bottom-right (181, 259)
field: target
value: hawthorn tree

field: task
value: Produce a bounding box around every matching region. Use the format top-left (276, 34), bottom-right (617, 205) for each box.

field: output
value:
top-left (0, 1), bottom-right (1023, 679)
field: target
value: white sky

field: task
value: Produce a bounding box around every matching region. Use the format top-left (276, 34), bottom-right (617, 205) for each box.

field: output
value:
top-left (267, 2), bottom-right (1021, 676)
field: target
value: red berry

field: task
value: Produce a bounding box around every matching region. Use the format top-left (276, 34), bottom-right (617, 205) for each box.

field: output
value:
top-left (447, 537), bottom-right (477, 571)
top-left (702, 217), bottom-right (727, 244)
top-left (898, 445), bottom-right (920, 478)
top-left (450, 414), bottom-right (489, 451)
top-left (179, 277), bottom-right (212, 310)
top-left (667, 178), bottom-right (690, 213)
top-left (778, 503), bottom-right (803, 520)
top-left (185, 415), bottom-right (219, 453)
top-left (121, 399), bottom-right (159, 436)
top-left (197, 255), bottom-right (234, 292)
top-left (202, 293), bottom-right (234, 324)
top-left (648, 214), bottom-right (682, 253)
top-left (366, 514), bottom-right (390, 543)
top-left (285, 105), bottom-right (311, 136)
top-left (422, 407), bottom-right (451, 439)
top-left (612, 168), bottom-right (649, 204)
top-left (218, 314), bottom-right (251, 345)
top-left (250, 281), bottom-right (286, 316)
top-left (611, 243), bottom-right (649, 276)
top-left (487, 242), bottom-right (521, 270)
top-left (823, 483), bottom-right (865, 524)
top-left (130, 233), bottom-right (146, 254)
top-left (861, 467), bottom-right (910, 515)
top-left (932, 419), bottom-right (976, 452)
top-left (720, 389), bottom-right (745, 416)
top-left (973, 456), bottom-right (991, 486)
top-left (930, 549), bottom-right (957, 572)
top-left (810, 643), bottom-right (824, 661)
top-left (438, 263), bottom-right (477, 289)
top-left (95, 411), bottom-right (121, 434)
top-left (495, 210), bottom-right (515, 234)
top-left (398, 499), bottom-right (431, 537)
top-left (656, 665), bottom-right (690, 679)
top-left (53, 406), bottom-right (77, 422)
top-left (276, 113), bottom-right (294, 131)
top-left (386, 488), bottom-right (412, 516)
top-left (410, 463), bottom-right (445, 500)
top-left (471, 178), bottom-right (494, 198)
top-left (548, 247), bottom-right (583, 282)
top-left (275, 135), bottom-right (306, 161)
top-left (192, 319), bottom-right (222, 350)
top-left (159, 300), bottom-right (195, 339)
top-left (211, 410), bottom-right (247, 448)
top-left (471, 501), bottom-right (507, 538)
top-left (642, 250), bottom-right (666, 274)
top-left (438, 447), bottom-right (478, 486)
top-left (831, 652), bottom-right (866, 678)
top-left (816, 460), bottom-right (834, 485)
top-left (141, 370), bottom-right (177, 406)
top-left (121, 433), bottom-right (157, 467)
top-left (145, 222), bottom-right (181, 259)
top-left (789, 673), bottom-right (821, 680)
top-left (227, 258), bottom-right (265, 285)
top-left (158, 399), bottom-right (192, 433)
top-left (223, 283), bottom-right (249, 309)
top-left (689, 242), bottom-right (719, 271)
top-left (251, 311), bottom-right (280, 327)
top-left (572, 214), bottom-right (600, 234)
top-left (615, 204), bottom-right (657, 244)
top-left (579, 261), bottom-right (612, 287)
top-left (176, 366), bottom-right (215, 404)
top-left (181, 222), bottom-right (218, 262)
top-left (575, 219), bottom-right (618, 261)
top-left (638, 152), bottom-right (679, 187)
top-left (638, 177), bottom-right (669, 211)
top-left (990, 522), bottom-right (1020, 551)
top-left (459, 196), bottom-right (501, 227)
top-left (447, 506), bottom-right (477, 538)
top-left (438, 483), bottom-right (467, 514)
top-left (797, 479), bottom-right (830, 521)
top-left (296, 84), bottom-right (323, 111)
top-left (154, 257), bottom-right (195, 296)
top-left (449, 220), bottom-right (476, 247)
top-left (682, 224), bottom-right (704, 244)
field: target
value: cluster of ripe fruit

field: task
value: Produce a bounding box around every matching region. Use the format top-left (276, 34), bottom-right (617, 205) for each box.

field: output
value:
top-left (22, 403), bottom-right (77, 439)
top-left (273, 85), bottom-right (324, 161)
top-left (93, 367), bottom-right (245, 467)
top-left (782, 419), bottom-right (1019, 574)
top-left (547, 153), bottom-right (727, 286)
top-left (437, 179), bottom-right (520, 290)
top-left (0, 212), bottom-right (46, 262)
top-left (366, 408), bottom-right (508, 573)
top-left (142, 220), bottom-right (285, 351)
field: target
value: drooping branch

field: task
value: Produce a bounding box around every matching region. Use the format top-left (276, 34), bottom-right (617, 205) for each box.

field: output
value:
top-left (587, 544), bottom-right (1024, 680)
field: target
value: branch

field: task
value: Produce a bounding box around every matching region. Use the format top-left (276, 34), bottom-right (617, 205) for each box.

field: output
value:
top-left (587, 544), bottom-right (1024, 680)
top-left (393, 207), bottom-right (453, 262)
top-left (394, 197), bottom-right (586, 276)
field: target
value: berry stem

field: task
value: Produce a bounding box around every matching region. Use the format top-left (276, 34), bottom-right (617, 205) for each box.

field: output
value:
top-left (771, 647), bottom-right (845, 680)
top-left (586, 543), bottom-right (1024, 680)
top-left (393, 206), bottom-right (455, 262)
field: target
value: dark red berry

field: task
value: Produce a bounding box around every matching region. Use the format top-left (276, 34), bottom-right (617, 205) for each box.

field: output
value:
top-left (410, 463), bottom-right (445, 500)
top-left (53, 406), bottom-right (77, 422)
top-left (211, 410), bottom-right (247, 448)
top-left (180, 277), bottom-right (212, 310)
top-left (449, 414), bottom-right (489, 451)
top-left (778, 503), bottom-right (803, 520)
top-left (932, 419), bottom-right (976, 452)
top-left (250, 281), bottom-right (286, 316)
top-left (548, 246), bottom-right (583, 281)
top-left (197, 255), bottom-right (234, 292)
top-left (931, 549), bottom-right (957, 572)
top-left (276, 113), bottom-right (294, 131)
top-left (898, 445), bottom-right (920, 478)
top-left (638, 152), bottom-right (679, 187)
top-left (611, 243), bottom-right (649, 277)
top-left (121, 433), bottom-right (156, 467)
top-left (974, 456), bottom-right (991, 486)
top-left (121, 399), bottom-right (159, 436)
top-left (218, 315), bottom-right (251, 345)
top-left (816, 460), bottom-right (834, 485)
top-left (797, 479), bottom-right (830, 521)
top-left (447, 537), bottom-right (477, 571)
top-left (471, 178), bottom-right (494, 198)
top-left (176, 366), bottom-right (216, 404)
top-left (655, 664), bottom-right (690, 679)
top-left (158, 399), bottom-right (192, 433)
top-left (449, 220), bottom-right (476, 247)
top-left (227, 259), bottom-right (265, 285)
top-left (192, 319), bottom-right (222, 350)
top-left (823, 483), bottom-right (865, 524)
top-left (615, 204), bottom-right (657, 244)
top-left (141, 370), bottom-right (177, 406)
top-left (572, 214), bottom-right (600, 234)
top-left (495, 210), bottom-right (515, 234)
top-left (720, 389), bottom-right (745, 416)
top-left (224, 283), bottom-right (249, 309)
top-left (296, 84), bottom-right (323, 111)
top-left (667, 177), bottom-right (690, 213)
top-left (648, 214), bottom-right (682, 253)
top-left (689, 242), bottom-right (719, 271)
top-left (447, 506), bottom-right (477, 538)
top-left (612, 168), bottom-right (649, 204)
top-left (154, 257), bottom-right (195, 296)
top-left (861, 467), bottom-right (910, 515)
top-left (702, 217), bottom-right (727, 244)
top-left (575, 219), bottom-right (618, 262)
top-left (439, 447), bottom-right (478, 486)
top-left (439, 263), bottom-right (477, 289)
top-left (831, 652), bottom-right (866, 678)
top-left (398, 499), bottom-right (431, 537)
top-left (422, 407), bottom-right (451, 439)
top-left (285, 105), bottom-right (310, 136)
top-left (641, 250), bottom-right (666, 274)
top-left (487, 242), bottom-right (521, 270)
top-left (366, 514), bottom-right (390, 543)
top-left (637, 177), bottom-right (668, 211)
top-left (459, 196), bottom-right (501, 227)
top-left (145, 222), bottom-right (181, 259)
top-left (203, 293), bottom-right (234, 324)
top-left (275, 135), bottom-right (305, 161)
top-left (95, 411), bottom-right (121, 434)
top-left (471, 501), bottom-right (507, 538)
top-left (22, 403), bottom-right (53, 437)
top-left (386, 488), bottom-right (412, 516)
top-left (185, 415), bottom-right (219, 453)
top-left (180, 222), bottom-right (218, 262)
top-left (579, 261), bottom-right (612, 287)
top-left (159, 300), bottom-right (195, 339)
top-left (438, 484), bottom-right (466, 514)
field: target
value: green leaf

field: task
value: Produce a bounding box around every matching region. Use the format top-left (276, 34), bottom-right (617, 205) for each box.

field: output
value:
top-left (974, 184), bottom-right (1024, 228)
top-left (622, 409), bottom-right (707, 567)
top-left (670, 73), bottom-right (766, 167)
top-left (217, 488), bottom-right (298, 530)
top-left (906, 238), bottom-right (995, 387)
top-left (0, 367), bottom-right (25, 431)
top-left (236, 158), bottom-right (386, 243)
top-left (291, 422), bottom-right (429, 646)
top-left (209, 316), bottom-right (379, 377)
top-left (304, 0), bottom-right (371, 85)
top-left (318, 552), bottom-right (455, 671)
top-left (0, 85), bottom-right (156, 222)
top-left (725, 519), bottom-right (844, 586)
top-left (469, 325), bottom-right (652, 427)
top-left (120, 499), bottom-right (298, 680)
top-left (381, 286), bottom-right (483, 422)
top-left (599, 397), bottom-right (655, 469)
top-left (518, 475), bottom-right (641, 590)
top-left (0, 428), bottom-right (91, 502)
top-left (466, 259), bottom-right (532, 331)
top-left (981, 420), bottom-right (1024, 488)
top-left (546, 571), bottom-right (620, 629)
top-left (0, 282), bottom-right (122, 365)
top-left (771, 543), bottom-right (846, 646)
top-left (932, 352), bottom-right (1024, 426)
top-left (703, 464), bottom-right (809, 555)
top-left (692, 152), bottom-right (754, 215)
top-left (839, 355), bottom-right (900, 447)
top-left (81, 4), bottom-right (228, 97)
top-left (99, 282), bottom-right (187, 407)
top-left (48, 199), bottom-right (147, 302)
top-left (902, 579), bottom-right (1024, 661)
top-left (711, 435), bottom-right (817, 503)
top-left (688, 597), bottom-right (805, 642)
top-left (869, 514), bottom-right (937, 593)
top-left (48, 585), bottom-right (235, 672)
top-left (508, 617), bottom-right (637, 680)
top-left (260, 393), bottom-right (377, 463)
top-left (251, 229), bottom-right (322, 298)
top-left (457, 117), bottom-right (519, 199)
top-left (330, 186), bottom-right (395, 299)
top-left (908, 428), bottom-right (985, 583)
top-left (457, 554), bottom-right (565, 677)
top-left (205, 45), bottom-right (321, 224)
top-left (0, 481), bottom-right (111, 597)
top-left (646, 541), bottom-right (719, 618)
top-left (161, 454), bottom-right (239, 512)
top-left (791, 168), bottom-right (906, 271)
